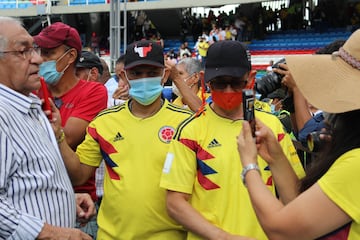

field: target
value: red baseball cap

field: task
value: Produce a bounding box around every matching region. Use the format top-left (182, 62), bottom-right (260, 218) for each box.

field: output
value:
top-left (34, 22), bottom-right (82, 54)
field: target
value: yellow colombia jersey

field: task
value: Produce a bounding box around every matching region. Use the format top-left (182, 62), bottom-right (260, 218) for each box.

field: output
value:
top-left (318, 148), bottom-right (360, 240)
top-left (76, 100), bottom-right (192, 240)
top-left (160, 104), bottom-right (305, 240)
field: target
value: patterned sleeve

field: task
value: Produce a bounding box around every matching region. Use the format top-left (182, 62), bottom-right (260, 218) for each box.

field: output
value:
top-left (76, 121), bottom-right (104, 167)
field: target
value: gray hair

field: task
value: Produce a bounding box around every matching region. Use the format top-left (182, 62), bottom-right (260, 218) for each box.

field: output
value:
top-left (0, 17), bottom-right (23, 56)
top-left (177, 58), bottom-right (202, 75)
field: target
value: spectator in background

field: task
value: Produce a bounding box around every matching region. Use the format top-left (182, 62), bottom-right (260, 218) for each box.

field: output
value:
top-left (0, 16), bottom-right (92, 240)
top-left (160, 40), bottom-right (305, 240)
top-left (104, 55), bottom-right (129, 107)
top-left (266, 88), bottom-right (293, 135)
top-left (90, 32), bottom-right (100, 56)
top-left (76, 51), bottom-right (104, 82)
top-left (179, 43), bottom-right (191, 59)
top-left (34, 22), bottom-right (108, 239)
top-left (275, 39), bottom-right (345, 147)
top-left (166, 48), bottom-right (178, 65)
top-left (236, 28), bottom-right (360, 240)
top-left (99, 58), bottom-right (111, 85)
top-left (196, 36), bottom-right (209, 69)
top-left (55, 40), bottom-right (193, 239)
top-left (169, 57), bottom-right (210, 112)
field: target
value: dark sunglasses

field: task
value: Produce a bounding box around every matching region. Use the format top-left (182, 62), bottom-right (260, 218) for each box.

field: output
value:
top-left (209, 78), bottom-right (248, 90)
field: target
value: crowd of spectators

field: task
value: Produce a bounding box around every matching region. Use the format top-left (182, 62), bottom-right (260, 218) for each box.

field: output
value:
top-left (177, 1), bottom-right (360, 44)
top-left (3, 11), bottom-right (360, 239)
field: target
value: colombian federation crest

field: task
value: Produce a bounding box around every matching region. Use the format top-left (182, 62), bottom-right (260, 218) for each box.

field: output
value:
top-left (158, 126), bottom-right (175, 143)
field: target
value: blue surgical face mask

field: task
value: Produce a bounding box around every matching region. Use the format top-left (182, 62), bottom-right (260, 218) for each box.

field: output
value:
top-left (128, 76), bottom-right (163, 105)
top-left (39, 50), bottom-right (70, 85)
top-left (270, 100), bottom-right (281, 115)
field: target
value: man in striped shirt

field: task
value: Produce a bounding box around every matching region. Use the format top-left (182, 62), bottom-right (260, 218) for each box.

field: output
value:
top-left (0, 17), bottom-right (92, 239)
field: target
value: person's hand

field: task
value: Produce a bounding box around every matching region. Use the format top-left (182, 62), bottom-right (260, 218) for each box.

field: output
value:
top-left (112, 79), bottom-right (129, 100)
top-left (273, 63), bottom-right (297, 93)
top-left (238, 119), bottom-right (286, 167)
top-left (251, 119), bottom-right (286, 165)
top-left (75, 193), bottom-right (96, 226)
top-left (166, 64), bottom-right (181, 84)
top-left (37, 223), bottom-right (92, 240)
top-left (237, 120), bottom-right (258, 167)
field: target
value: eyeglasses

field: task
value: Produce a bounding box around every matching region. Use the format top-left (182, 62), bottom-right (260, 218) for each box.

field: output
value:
top-left (0, 47), bottom-right (41, 59)
top-left (209, 78), bottom-right (248, 90)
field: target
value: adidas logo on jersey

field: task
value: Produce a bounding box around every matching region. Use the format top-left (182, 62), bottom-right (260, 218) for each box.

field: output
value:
top-left (113, 132), bottom-right (124, 142)
top-left (207, 138), bottom-right (221, 148)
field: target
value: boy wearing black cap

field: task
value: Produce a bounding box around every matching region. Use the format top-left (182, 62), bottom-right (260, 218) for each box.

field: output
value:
top-left (34, 22), bottom-right (107, 238)
top-left (57, 40), bottom-right (193, 239)
top-left (159, 41), bottom-right (305, 239)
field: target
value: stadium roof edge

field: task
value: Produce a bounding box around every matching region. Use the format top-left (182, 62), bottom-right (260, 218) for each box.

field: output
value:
top-left (0, 0), bottom-right (267, 17)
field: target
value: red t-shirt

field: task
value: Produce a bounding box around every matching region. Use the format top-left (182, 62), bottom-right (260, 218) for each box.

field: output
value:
top-left (57, 79), bottom-right (107, 201)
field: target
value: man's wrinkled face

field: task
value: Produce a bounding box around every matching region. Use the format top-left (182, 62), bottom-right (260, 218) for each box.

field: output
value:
top-left (0, 22), bottom-right (43, 95)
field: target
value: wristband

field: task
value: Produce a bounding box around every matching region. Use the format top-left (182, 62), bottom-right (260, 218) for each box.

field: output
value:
top-left (241, 163), bottom-right (261, 186)
top-left (57, 129), bottom-right (65, 144)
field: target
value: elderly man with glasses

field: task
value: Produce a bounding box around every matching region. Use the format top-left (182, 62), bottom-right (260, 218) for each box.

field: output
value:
top-left (0, 16), bottom-right (93, 240)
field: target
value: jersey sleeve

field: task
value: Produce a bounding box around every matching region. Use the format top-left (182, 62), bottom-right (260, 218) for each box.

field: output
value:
top-left (76, 120), bottom-right (104, 167)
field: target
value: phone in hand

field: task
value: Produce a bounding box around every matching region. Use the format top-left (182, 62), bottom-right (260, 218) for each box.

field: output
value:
top-left (242, 89), bottom-right (256, 137)
top-left (39, 77), bottom-right (52, 120)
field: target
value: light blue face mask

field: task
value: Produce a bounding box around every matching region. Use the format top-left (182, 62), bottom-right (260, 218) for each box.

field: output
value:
top-left (270, 103), bottom-right (276, 113)
top-left (270, 101), bottom-right (281, 115)
top-left (39, 50), bottom-right (70, 85)
top-left (128, 76), bottom-right (163, 105)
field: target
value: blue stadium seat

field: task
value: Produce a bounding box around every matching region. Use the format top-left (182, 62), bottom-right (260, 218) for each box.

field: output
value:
top-left (18, 2), bottom-right (32, 8)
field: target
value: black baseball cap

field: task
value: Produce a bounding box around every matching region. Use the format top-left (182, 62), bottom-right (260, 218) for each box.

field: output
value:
top-left (124, 40), bottom-right (164, 70)
top-left (204, 41), bottom-right (251, 82)
top-left (76, 51), bottom-right (104, 75)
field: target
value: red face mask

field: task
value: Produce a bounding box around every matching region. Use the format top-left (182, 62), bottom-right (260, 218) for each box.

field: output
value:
top-left (211, 90), bottom-right (243, 110)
